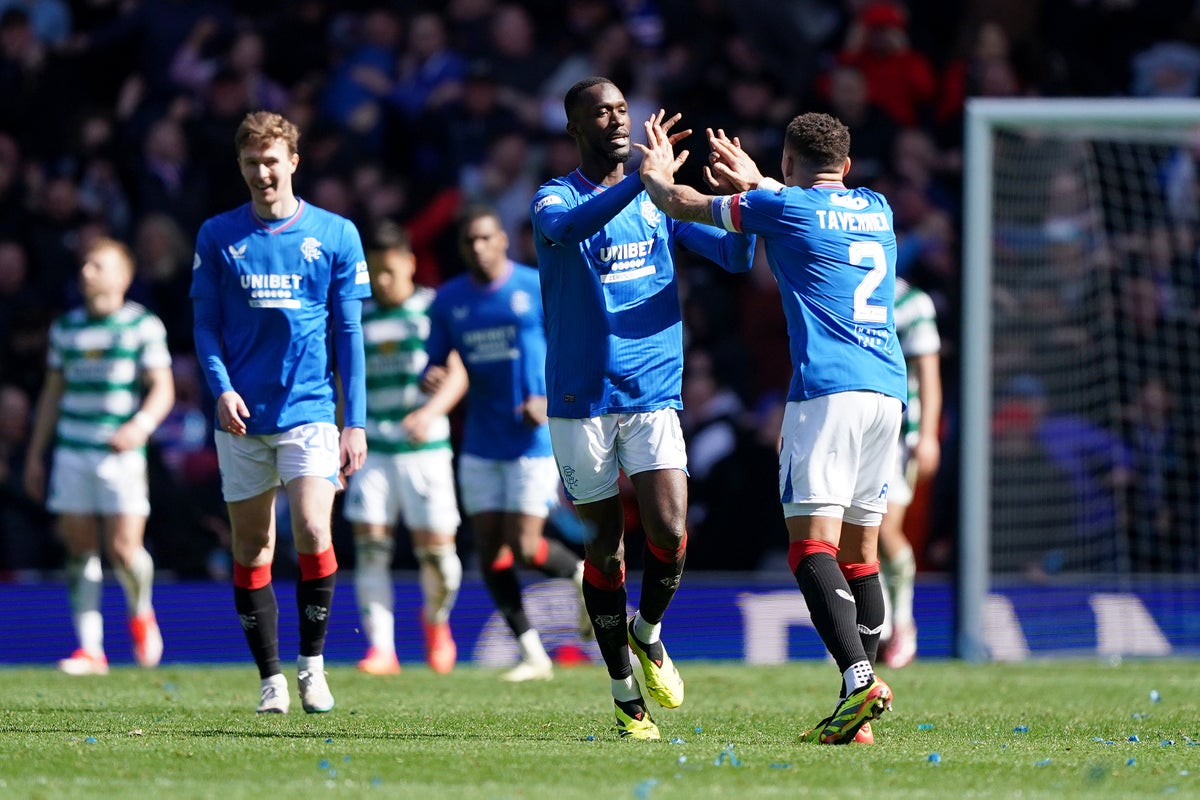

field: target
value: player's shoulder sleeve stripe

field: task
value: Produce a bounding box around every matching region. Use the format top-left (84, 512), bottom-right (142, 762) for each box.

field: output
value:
top-left (713, 193), bottom-right (743, 232)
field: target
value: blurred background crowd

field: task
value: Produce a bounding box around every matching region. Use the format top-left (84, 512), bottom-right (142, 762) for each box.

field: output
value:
top-left (2, 0), bottom-right (1198, 580)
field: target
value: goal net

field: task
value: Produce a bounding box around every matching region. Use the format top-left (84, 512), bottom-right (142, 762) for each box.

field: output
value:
top-left (960, 99), bottom-right (1200, 658)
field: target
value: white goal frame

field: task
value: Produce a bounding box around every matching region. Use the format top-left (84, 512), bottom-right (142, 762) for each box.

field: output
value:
top-left (960, 98), bottom-right (1200, 661)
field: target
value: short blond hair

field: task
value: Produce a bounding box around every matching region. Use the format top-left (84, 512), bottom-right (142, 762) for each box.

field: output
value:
top-left (86, 236), bottom-right (135, 275)
top-left (235, 111), bottom-right (300, 156)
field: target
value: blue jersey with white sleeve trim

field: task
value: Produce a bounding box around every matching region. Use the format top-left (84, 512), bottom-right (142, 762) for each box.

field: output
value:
top-left (190, 200), bottom-right (371, 434)
top-left (426, 261), bottom-right (552, 460)
top-left (532, 170), bottom-right (754, 418)
top-left (712, 183), bottom-right (906, 404)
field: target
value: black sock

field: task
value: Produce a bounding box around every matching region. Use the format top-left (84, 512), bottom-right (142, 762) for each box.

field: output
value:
top-left (581, 577), bottom-right (632, 680)
top-left (794, 552), bottom-right (867, 674)
top-left (847, 572), bottom-right (886, 667)
top-left (482, 566), bottom-right (530, 636)
top-left (638, 540), bottom-right (686, 625)
top-left (296, 573), bottom-right (335, 658)
top-left (234, 584), bottom-right (280, 679)
top-left (529, 538), bottom-right (580, 579)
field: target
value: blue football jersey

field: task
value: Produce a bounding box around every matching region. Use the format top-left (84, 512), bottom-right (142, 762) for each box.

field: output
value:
top-left (190, 200), bottom-right (371, 434)
top-left (426, 262), bottom-right (551, 460)
top-left (532, 171), bottom-right (754, 418)
top-left (712, 183), bottom-right (907, 403)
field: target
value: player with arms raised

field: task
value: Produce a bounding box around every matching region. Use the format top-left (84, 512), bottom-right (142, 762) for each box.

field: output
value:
top-left (531, 77), bottom-right (755, 739)
top-left (191, 111), bottom-right (371, 714)
top-left (637, 111), bottom-right (905, 744)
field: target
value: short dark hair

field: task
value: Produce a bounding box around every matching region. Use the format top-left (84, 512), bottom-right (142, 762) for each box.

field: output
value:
top-left (366, 219), bottom-right (411, 253)
top-left (564, 76), bottom-right (614, 120)
top-left (456, 204), bottom-right (501, 234)
top-left (784, 112), bottom-right (851, 172)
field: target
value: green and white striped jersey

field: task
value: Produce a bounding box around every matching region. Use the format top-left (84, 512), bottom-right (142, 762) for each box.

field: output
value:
top-left (894, 278), bottom-right (940, 443)
top-left (362, 290), bottom-right (451, 454)
top-left (48, 301), bottom-right (171, 451)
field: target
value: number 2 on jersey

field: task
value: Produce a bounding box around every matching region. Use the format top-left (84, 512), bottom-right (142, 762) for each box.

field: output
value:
top-left (849, 241), bottom-right (888, 323)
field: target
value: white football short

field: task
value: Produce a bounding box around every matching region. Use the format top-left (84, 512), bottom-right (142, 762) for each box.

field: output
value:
top-left (456, 453), bottom-right (561, 517)
top-left (343, 448), bottom-right (461, 532)
top-left (48, 447), bottom-right (149, 516)
top-left (548, 409), bottom-right (688, 504)
top-left (779, 391), bottom-right (901, 519)
top-left (215, 422), bottom-right (341, 503)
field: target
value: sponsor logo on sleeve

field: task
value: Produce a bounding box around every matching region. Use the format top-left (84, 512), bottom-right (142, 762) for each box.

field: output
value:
top-left (354, 259), bottom-right (369, 284)
top-left (534, 194), bottom-right (563, 214)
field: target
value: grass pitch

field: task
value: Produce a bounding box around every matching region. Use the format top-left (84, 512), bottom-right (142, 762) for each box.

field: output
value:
top-left (0, 658), bottom-right (1196, 799)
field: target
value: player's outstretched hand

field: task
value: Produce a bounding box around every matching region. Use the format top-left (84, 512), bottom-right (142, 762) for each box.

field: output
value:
top-left (705, 128), bottom-right (764, 194)
top-left (635, 109), bottom-right (689, 183)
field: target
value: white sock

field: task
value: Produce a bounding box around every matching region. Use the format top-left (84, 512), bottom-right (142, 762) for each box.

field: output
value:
top-left (416, 542), bottom-right (462, 625)
top-left (611, 675), bottom-right (641, 703)
top-left (355, 538), bottom-right (395, 653)
top-left (517, 629), bottom-right (550, 664)
top-left (297, 654), bottom-right (324, 673)
top-left (632, 610), bottom-right (661, 644)
top-left (842, 660), bottom-right (874, 696)
top-left (68, 553), bottom-right (104, 655)
top-left (114, 547), bottom-right (155, 617)
top-left (884, 544), bottom-right (917, 628)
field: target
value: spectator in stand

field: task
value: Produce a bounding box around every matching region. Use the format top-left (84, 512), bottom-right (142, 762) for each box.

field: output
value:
top-left (824, 1), bottom-right (936, 129)
top-left (134, 116), bottom-right (209, 237)
top-left (0, 383), bottom-right (53, 572)
top-left (818, 64), bottom-right (897, 189)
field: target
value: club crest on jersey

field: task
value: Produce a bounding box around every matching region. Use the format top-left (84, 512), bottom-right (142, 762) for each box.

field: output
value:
top-left (640, 199), bottom-right (661, 225)
top-left (510, 290), bottom-right (532, 315)
top-left (830, 192), bottom-right (869, 210)
top-left (300, 236), bottom-right (323, 262)
top-left (227, 243), bottom-right (247, 259)
top-left (452, 305), bottom-right (469, 321)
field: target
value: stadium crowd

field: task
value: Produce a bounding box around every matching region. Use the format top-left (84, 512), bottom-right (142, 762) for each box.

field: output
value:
top-left (2, 0), bottom-right (1199, 578)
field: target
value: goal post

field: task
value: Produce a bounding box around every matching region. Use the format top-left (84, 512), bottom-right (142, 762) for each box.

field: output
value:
top-left (960, 98), bottom-right (1200, 661)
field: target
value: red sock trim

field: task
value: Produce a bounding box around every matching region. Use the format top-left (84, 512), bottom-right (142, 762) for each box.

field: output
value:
top-left (838, 560), bottom-right (880, 581)
top-left (298, 547), bottom-right (337, 580)
top-left (233, 562), bottom-right (272, 590)
top-left (490, 548), bottom-right (514, 571)
top-left (582, 559), bottom-right (625, 591)
top-left (529, 538), bottom-right (549, 567)
top-left (787, 539), bottom-right (839, 573)
top-left (646, 530), bottom-right (688, 564)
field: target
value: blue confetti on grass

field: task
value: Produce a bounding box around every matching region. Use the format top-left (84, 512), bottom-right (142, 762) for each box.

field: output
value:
top-left (669, 737), bottom-right (685, 744)
top-left (927, 753), bottom-right (941, 764)
top-left (1128, 735), bottom-right (1140, 743)
top-left (371, 777), bottom-right (382, 787)
top-left (677, 755), bottom-right (687, 765)
top-left (1161, 740), bottom-right (1176, 747)
top-left (634, 778), bottom-right (659, 799)
top-left (84, 737), bottom-right (96, 743)
top-left (714, 745), bottom-right (741, 767)
top-left (694, 726), bottom-right (703, 734)
top-left (1013, 725), bottom-right (1029, 733)
top-left (319, 759), bottom-right (330, 770)
top-left (1127, 758), bottom-right (1137, 766)
top-left (585, 734), bottom-right (596, 741)
top-left (344, 755), bottom-right (351, 762)
top-left (918, 723), bottom-right (934, 730)
top-left (1036, 759), bottom-right (1051, 767)
top-left (1150, 690), bottom-right (1161, 703)
top-left (769, 763), bottom-right (792, 770)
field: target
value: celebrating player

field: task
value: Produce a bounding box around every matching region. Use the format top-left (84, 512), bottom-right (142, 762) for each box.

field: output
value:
top-left (637, 111), bottom-right (905, 744)
top-left (426, 205), bottom-right (590, 683)
top-left (24, 237), bottom-right (174, 675)
top-left (344, 219), bottom-right (467, 676)
top-left (191, 111), bottom-right (370, 714)
top-left (530, 77), bottom-right (755, 739)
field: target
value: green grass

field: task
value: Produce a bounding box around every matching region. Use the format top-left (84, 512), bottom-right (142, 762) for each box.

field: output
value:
top-left (0, 659), bottom-right (1196, 799)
